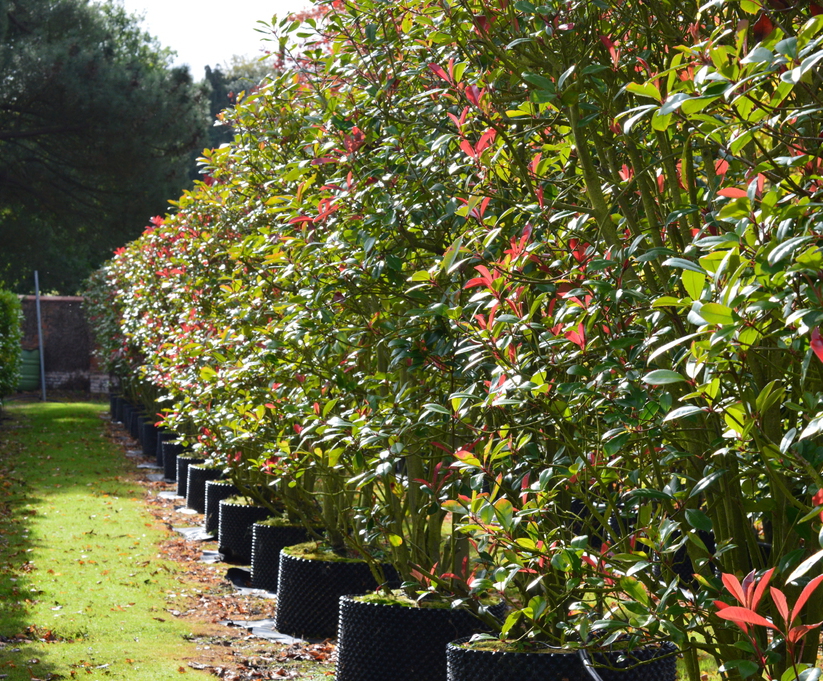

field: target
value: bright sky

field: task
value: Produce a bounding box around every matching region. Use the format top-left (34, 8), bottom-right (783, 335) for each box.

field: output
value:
top-left (118, 0), bottom-right (313, 78)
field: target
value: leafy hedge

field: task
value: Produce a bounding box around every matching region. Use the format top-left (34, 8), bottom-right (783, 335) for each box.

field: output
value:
top-left (87, 1), bottom-right (823, 677)
top-left (0, 290), bottom-right (22, 400)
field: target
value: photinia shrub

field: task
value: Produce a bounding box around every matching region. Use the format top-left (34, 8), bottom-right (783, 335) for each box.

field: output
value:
top-left (87, 0), bottom-right (823, 675)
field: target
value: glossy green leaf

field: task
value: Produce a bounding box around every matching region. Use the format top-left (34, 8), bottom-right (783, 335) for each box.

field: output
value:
top-left (643, 370), bottom-right (687, 385)
top-left (700, 303), bottom-right (734, 325)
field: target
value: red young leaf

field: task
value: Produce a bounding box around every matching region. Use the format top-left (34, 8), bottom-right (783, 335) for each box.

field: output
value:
top-left (427, 63), bottom-right (450, 83)
top-left (717, 187), bottom-right (748, 198)
top-left (811, 328), bottom-right (823, 364)
top-left (475, 129), bottom-right (497, 154)
top-left (465, 85), bottom-right (485, 108)
top-left (791, 573), bottom-right (823, 624)
top-left (459, 139), bottom-right (476, 159)
top-left (787, 623), bottom-right (823, 643)
top-left (752, 13), bottom-right (775, 41)
top-left (749, 567), bottom-right (774, 611)
top-left (714, 601), bottom-right (748, 633)
top-left (722, 572), bottom-right (747, 606)
top-left (741, 570), bottom-right (756, 603)
top-left (770, 587), bottom-right (790, 623)
top-left (565, 323), bottom-right (586, 350)
top-left (715, 606), bottom-right (778, 630)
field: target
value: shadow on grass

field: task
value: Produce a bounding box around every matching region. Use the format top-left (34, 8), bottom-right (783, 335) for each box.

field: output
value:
top-left (0, 402), bottom-right (138, 680)
top-left (1, 408), bottom-right (65, 680)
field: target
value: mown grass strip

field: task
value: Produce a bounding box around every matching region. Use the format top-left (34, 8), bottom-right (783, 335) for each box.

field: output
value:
top-left (0, 401), bottom-right (211, 680)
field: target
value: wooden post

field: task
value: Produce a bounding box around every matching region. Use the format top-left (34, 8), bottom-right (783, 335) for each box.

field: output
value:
top-left (34, 271), bottom-right (46, 402)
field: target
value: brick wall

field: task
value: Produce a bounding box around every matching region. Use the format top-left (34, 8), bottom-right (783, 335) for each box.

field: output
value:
top-left (19, 296), bottom-right (109, 393)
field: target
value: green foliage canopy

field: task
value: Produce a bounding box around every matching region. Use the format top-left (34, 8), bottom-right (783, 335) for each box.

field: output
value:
top-left (87, 0), bottom-right (823, 675)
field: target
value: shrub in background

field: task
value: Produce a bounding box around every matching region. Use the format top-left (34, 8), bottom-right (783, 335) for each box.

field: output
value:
top-left (0, 290), bottom-right (22, 402)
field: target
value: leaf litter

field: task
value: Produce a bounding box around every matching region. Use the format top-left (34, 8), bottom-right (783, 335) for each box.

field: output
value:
top-left (108, 419), bottom-right (337, 680)
top-left (1, 411), bottom-right (335, 681)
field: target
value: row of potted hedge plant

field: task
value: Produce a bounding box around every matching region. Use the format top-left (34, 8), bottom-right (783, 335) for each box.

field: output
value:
top-left (113, 397), bottom-right (678, 681)
top-left (85, 1), bottom-right (823, 679)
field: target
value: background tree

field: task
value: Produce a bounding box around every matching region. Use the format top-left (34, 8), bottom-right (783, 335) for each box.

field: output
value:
top-left (0, 0), bottom-right (210, 294)
top-left (201, 55), bottom-right (277, 154)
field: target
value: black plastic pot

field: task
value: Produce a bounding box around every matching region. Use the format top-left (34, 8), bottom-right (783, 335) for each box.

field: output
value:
top-left (217, 500), bottom-right (271, 563)
top-left (592, 642), bottom-right (678, 681)
top-left (186, 465), bottom-right (223, 514)
top-left (141, 421), bottom-right (158, 460)
top-left (117, 399), bottom-right (131, 426)
top-left (654, 530), bottom-right (716, 586)
top-left (136, 414), bottom-right (145, 444)
top-left (130, 411), bottom-right (143, 441)
top-left (163, 441), bottom-right (185, 482)
top-left (155, 430), bottom-right (173, 467)
top-left (176, 455), bottom-right (204, 498)
top-left (335, 596), bottom-right (497, 681)
top-left (446, 638), bottom-right (677, 681)
top-left (109, 393), bottom-right (119, 420)
top-left (204, 480), bottom-right (238, 534)
top-left (250, 523), bottom-right (308, 592)
top-left (274, 550), bottom-right (397, 639)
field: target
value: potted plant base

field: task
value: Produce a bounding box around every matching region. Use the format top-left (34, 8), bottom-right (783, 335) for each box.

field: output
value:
top-left (250, 521), bottom-right (308, 592)
top-left (176, 454), bottom-right (204, 498)
top-left (155, 430), bottom-right (175, 467)
top-left (274, 542), bottom-right (397, 640)
top-left (163, 441), bottom-right (185, 482)
top-left (204, 480), bottom-right (238, 534)
top-left (116, 399), bottom-right (131, 426)
top-left (335, 594), bottom-right (500, 681)
top-left (591, 643), bottom-right (678, 681)
top-left (109, 393), bottom-right (120, 421)
top-left (140, 420), bottom-right (158, 460)
top-left (186, 464), bottom-right (223, 514)
top-left (130, 411), bottom-right (143, 441)
top-left (217, 498), bottom-right (271, 563)
top-left (446, 638), bottom-right (677, 681)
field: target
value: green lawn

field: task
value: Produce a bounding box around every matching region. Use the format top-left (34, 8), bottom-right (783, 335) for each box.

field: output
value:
top-left (0, 400), bottom-right (212, 680)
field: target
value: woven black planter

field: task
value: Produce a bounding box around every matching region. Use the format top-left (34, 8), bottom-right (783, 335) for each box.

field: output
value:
top-left (129, 410), bottom-right (142, 440)
top-left (250, 523), bottom-right (308, 592)
top-left (217, 501), bottom-right (271, 563)
top-left (155, 430), bottom-right (174, 467)
top-left (204, 480), bottom-right (238, 534)
top-left (176, 455), bottom-right (204, 498)
top-left (592, 642), bottom-right (678, 681)
top-left (117, 400), bottom-right (130, 426)
top-left (109, 393), bottom-right (119, 420)
top-left (274, 550), bottom-right (397, 640)
top-left (336, 597), bottom-right (496, 681)
top-left (141, 421), bottom-right (158, 459)
top-left (186, 465), bottom-right (223, 513)
top-left (446, 639), bottom-right (677, 681)
top-left (163, 441), bottom-right (185, 482)
top-left (655, 530), bottom-right (716, 585)
top-left (137, 414), bottom-right (147, 444)
top-left (447, 639), bottom-right (586, 681)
